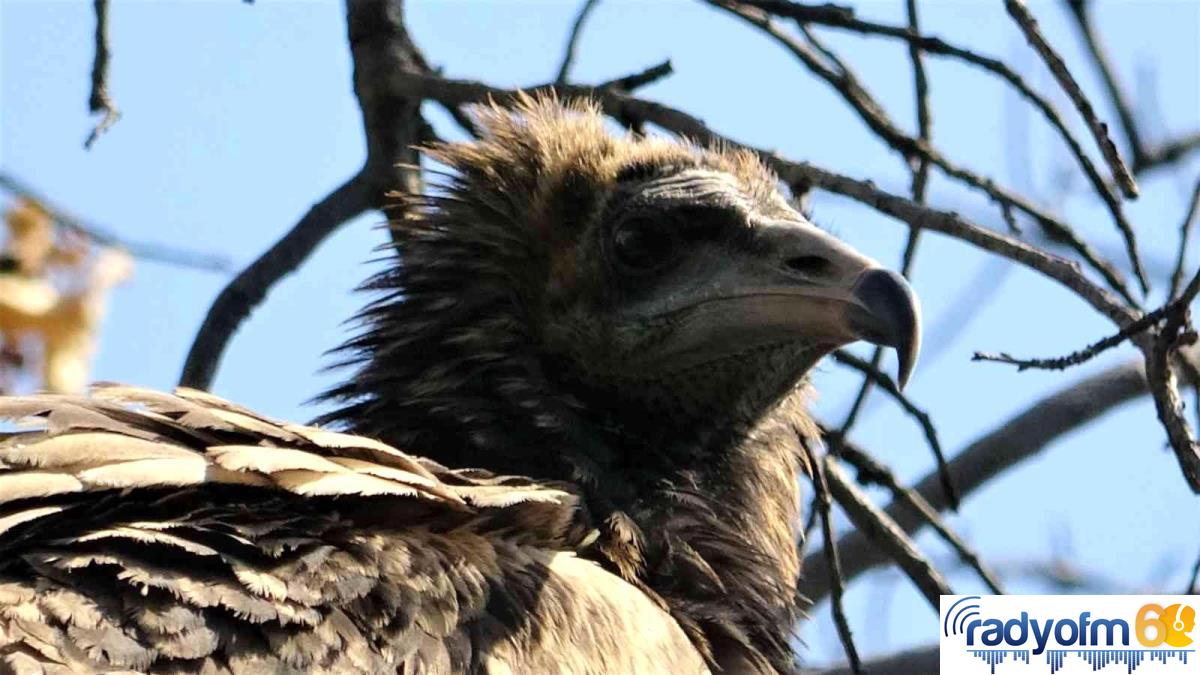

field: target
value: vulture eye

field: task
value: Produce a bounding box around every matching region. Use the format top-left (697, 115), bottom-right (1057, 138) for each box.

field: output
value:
top-left (611, 216), bottom-right (677, 273)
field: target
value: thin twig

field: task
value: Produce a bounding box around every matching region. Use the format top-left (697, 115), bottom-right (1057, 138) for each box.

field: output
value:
top-left (832, 435), bottom-right (1005, 595)
top-left (598, 60), bottom-right (674, 92)
top-left (1146, 266), bottom-right (1200, 490)
top-left (904, 0), bottom-right (932, 209)
top-left (84, 0), bottom-right (120, 149)
top-left (798, 493), bottom-right (821, 559)
top-left (822, 455), bottom-right (953, 610)
top-left (0, 171), bottom-right (232, 273)
top-left (1005, 0), bottom-right (1146, 296)
top-left (738, 0), bottom-right (1140, 273)
top-left (1005, 0), bottom-right (1138, 200)
top-left (1062, 0), bottom-right (1200, 175)
top-left (1171, 179), bottom-right (1200, 299)
top-left (735, 0), bottom-right (854, 23)
top-left (972, 292), bottom-right (1192, 371)
top-left (555, 0), bottom-right (602, 85)
top-left (1062, 0), bottom-right (1142, 165)
top-left (798, 433), bottom-right (861, 674)
top-left (179, 174), bottom-right (373, 388)
top-left (830, 350), bottom-right (958, 509)
top-left (1187, 546), bottom-right (1200, 595)
top-left (799, 353), bottom-right (1197, 606)
top-left (181, 0), bottom-right (432, 389)
top-left (1140, 132), bottom-right (1200, 174)
top-left (708, 0), bottom-right (1140, 308)
top-left (837, 0), bottom-right (930, 460)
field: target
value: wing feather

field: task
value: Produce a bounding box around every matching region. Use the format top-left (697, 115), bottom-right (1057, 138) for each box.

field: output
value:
top-left (0, 385), bottom-right (706, 673)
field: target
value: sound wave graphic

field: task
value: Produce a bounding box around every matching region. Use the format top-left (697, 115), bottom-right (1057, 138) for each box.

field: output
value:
top-left (969, 648), bottom-right (1195, 673)
top-left (1044, 649), bottom-right (1192, 674)
top-left (970, 649), bottom-right (1030, 673)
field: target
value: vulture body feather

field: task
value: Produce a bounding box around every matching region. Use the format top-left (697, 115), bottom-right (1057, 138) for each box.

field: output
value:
top-left (0, 98), bottom-right (920, 674)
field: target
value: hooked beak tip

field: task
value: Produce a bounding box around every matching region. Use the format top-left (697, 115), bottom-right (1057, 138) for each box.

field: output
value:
top-left (851, 268), bottom-right (922, 389)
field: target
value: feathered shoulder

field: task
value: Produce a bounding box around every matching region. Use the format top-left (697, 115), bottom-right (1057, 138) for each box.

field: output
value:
top-left (0, 385), bottom-right (706, 674)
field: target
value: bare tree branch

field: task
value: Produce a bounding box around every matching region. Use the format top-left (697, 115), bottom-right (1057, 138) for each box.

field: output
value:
top-left (0, 171), bottom-right (232, 273)
top-left (1063, 0), bottom-right (1200, 174)
top-left (823, 455), bottom-right (952, 610)
top-left (829, 350), bottom-right (956, 508)
top-left (1146, 267), bottom-right (1200, 493)
top-left (1004, 0), bottom-right (1138, 200)
top-left (178, 174), bottom-right (373, 389)
top-left (555, 0), bottom-right (602, 85)
top-left (837, 0), bottom-right (931, 482)
top-left (799, 434), bottom-right (861, 674)
top-left (708, 0), bottom-right (1141, 306)
top-left (798, 355), bottom-right (1181, 607)
top-left (84, 0), bottom-right (120, 150)
top-left (180, 0), bottom-right (430, 390)
top-left (831, 435), bottom-right (1005, 595)
top-left (735, 0), bottom-right (1145, 296)
top-left (1171, 179), bottom-right (1200, 299)
top-left (1140, 132), bottom-right (1200, 174)
top-left (598, 60), bottom-right (674, 92)
top-left (972, 289), bottom-right (1193, 371)
top-left (1187, 545), bottom-right (1200, 595)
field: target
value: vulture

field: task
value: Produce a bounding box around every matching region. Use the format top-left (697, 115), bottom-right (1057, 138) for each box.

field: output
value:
top-left (0, 97), bottom-right (920, 674)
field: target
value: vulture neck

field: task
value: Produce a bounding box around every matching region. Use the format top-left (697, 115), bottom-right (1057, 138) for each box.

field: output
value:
top-left (323, 242), bottom-right (813, 670)
top-left (337, 343), bottom-right (811, 671)
top-left (568, 365), bottom-right (810, 672)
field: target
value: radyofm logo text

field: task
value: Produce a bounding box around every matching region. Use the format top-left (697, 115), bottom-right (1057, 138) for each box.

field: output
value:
top-left (940, 595), bottom-right (1198, 673)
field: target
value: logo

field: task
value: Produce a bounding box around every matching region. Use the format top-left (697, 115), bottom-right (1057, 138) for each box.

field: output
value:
top-left (940, 595), bottom-right (1198, 673)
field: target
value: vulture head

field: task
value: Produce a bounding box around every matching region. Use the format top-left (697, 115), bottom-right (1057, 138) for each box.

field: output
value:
top-left (325, 96), bottom-right (918, 473)
top-left (322, 96), bottom-right (921, 671)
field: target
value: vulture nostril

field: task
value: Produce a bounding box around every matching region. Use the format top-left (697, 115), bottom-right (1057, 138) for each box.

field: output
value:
top-left (784, 255), bottom-right (834, 277)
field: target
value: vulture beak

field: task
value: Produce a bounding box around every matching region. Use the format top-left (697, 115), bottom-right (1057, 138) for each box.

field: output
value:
top-left (760, 220), bottom-right (922, 389)
top-left (847, 268), bottom-right (922, 389)
top-left (624, 219), bottom-right (922, 388)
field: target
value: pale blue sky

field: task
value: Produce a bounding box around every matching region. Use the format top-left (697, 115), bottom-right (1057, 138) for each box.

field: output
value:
top-left (2, 0), bottom-right (1198, 665)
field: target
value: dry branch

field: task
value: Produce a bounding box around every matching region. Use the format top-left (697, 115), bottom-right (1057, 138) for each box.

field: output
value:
top-left (829, 349), bottom-right (956, 508)
top-left (0, 172), bottom-right (231, 273)
top-left (800, 435), bottom-right (861, 673)
top-left (832, 436), bottom-right (1005, 595)
top-left (798, 355), bottom-right (1187, 607)
top-left (823, 455), bottom-right (952, 610)
top-left (556, 0), bottom-right (602, 85)
top-left (1004, 0), bottom-right (1138, 200)
top-left (1146, 268), bottom-right (1200, 492)
top-left (1063, 0), bottom-right (1200, 174)
top-left (837, 0), bottom-right (931, 486)
top-left (709, 0), bottom-right (1141, 306)
top-left (1171, 180), bottom-right (1200, 299)
top-left (85, 0), bottom-right (120, 149)
top-left (972, 289), bottom-right (1196, 372)
top-left (180, 0), bottom-right (430, 390)
top-left (178, 175), bottom-right (373, 389)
